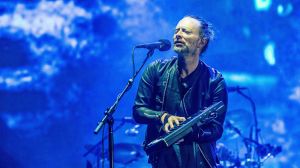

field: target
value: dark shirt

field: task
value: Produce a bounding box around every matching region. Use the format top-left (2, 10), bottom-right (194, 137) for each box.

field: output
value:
top-left (179, 61), bottom-right (202, 98)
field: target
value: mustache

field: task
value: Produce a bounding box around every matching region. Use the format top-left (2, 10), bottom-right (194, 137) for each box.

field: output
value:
top-left (174, 40), bottom-right (185, 45)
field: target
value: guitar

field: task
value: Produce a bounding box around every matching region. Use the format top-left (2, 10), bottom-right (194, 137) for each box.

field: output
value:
top-left (144, 101), bottom-right (225, 154)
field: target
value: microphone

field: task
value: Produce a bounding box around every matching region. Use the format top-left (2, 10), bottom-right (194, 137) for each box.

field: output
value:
top-left (227, 86), bottom-right (247, 92)
top-left (135, 39), bottom-right (171, 51)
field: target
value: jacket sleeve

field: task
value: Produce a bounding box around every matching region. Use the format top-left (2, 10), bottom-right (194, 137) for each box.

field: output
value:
top-left (132, 61), bottom-right (163, 124)
top-left (196, 73), bottom-right (228, 143)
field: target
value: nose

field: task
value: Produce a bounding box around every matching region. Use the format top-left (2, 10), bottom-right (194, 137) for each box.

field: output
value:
top-left (175, 34), bottom-right (181, 39)
top-left (175, 31), bottom-right (182, 39)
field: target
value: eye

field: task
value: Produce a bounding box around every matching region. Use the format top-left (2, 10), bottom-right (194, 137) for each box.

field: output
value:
top-left (183, 29), bottom-right (191, 34)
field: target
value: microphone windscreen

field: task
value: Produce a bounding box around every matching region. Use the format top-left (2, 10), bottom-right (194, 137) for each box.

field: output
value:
top-left (158, 39), bottom-right (171, 51)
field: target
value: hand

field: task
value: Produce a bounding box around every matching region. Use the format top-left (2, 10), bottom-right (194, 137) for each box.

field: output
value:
top-left (161, 114), bottom-right (186, 133)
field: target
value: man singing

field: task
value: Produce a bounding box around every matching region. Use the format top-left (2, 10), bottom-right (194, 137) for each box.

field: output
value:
top-left (133, 15), bottom-right (228, 168)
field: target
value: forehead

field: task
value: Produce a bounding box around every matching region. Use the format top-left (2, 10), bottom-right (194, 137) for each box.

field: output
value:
top-left (175, 17), bottom-right (201, 31)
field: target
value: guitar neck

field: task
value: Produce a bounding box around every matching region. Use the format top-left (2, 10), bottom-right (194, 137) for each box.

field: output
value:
top-left (163, 101), bottom-right (224, 146)
top-left (145, 101), bottom-right (225, 154)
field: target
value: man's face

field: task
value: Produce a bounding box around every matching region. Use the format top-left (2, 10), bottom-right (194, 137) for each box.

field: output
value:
top-left (173, 17), bottom-right (202, 56)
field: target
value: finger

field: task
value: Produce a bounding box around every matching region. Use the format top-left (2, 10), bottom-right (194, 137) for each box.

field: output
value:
top-left (169, 118), bottom-right (174, 129)
top-left (164, 123), bottom-right (170, 133)
top-left (174, 118), bottom-right (180, 126)
top-left (177, 117), bottom-right (186, 121)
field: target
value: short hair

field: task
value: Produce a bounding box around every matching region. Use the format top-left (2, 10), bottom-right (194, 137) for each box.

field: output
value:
top-left (184, 15), bottom-right (215, 54)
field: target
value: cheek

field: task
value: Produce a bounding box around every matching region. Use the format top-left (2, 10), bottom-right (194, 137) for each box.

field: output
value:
top-left (188, 39), bottom-right (197, 46)
top-left (193, 39), bottom-right (201, 47)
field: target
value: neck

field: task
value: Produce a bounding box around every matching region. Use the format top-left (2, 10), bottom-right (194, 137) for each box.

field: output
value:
top-left (178, 54), bottom-right (199, 78)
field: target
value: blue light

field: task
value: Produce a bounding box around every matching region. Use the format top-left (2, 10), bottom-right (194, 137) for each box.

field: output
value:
top-left (0, 1), bottom-right (91, 47)
top-left (289, 86), bottom-right (300, 103)
top-left (2, 114), bottom-right (22, 129)
top-left (264, 42), bottom-right (276, 66)
top-left (42, 64), bottom-right (58, 76)
top-left (242, 26), bottom-right (251, 38)
top-left (254, 0), bottom-right (272, 11)
top-left (277, 5), bottom-right (284, 14)
top-left (277, 3), bottom-right (293, 16)
top-left (223, 72), bottom-right (277, 86)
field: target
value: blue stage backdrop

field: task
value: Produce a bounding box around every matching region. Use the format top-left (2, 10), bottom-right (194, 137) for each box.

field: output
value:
top-left (0, 0), bottom-right (299, 168)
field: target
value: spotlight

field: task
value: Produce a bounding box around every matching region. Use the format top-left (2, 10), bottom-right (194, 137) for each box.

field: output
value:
top-left (264, 42), bottom-right (276, 66)
top-left (254, 0), bottom-right (272, 11)
top-left (277, 3), bottom-right (293, 16)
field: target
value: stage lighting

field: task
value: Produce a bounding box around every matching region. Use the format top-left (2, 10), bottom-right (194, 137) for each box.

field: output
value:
top-left (254, 0), bottom-right (272, 11)
top-left (277, 3), bottom-right (293, 16)
top-left (264, 42), bottom-right (276, 66)
top-left (223, 72), bottom-right (277, 86)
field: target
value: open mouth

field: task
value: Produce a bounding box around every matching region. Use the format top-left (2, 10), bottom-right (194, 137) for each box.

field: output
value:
top-left (174, 41), bottom-right (185, 46)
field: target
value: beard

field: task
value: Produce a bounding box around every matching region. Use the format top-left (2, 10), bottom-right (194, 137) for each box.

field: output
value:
top-left (173, 45), bottom-right (189, 54)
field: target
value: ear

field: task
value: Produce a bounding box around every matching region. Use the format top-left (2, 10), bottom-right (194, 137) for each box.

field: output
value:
top-left (201, 38), bottom-right (208, 46)
top-left (198, 38), bottom-right (208, 48)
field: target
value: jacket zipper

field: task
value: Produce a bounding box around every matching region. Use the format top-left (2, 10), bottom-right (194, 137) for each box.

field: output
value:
top-left (197, 143), bottom-right (213, 168)
top-left (161, 71), bottom-right (170, 111)
top-left (181, 88), bottom-right (191, 117)
top-left (182, 89), bottom-right (213, 168)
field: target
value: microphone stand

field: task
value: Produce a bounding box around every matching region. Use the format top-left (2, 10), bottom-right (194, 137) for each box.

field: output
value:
top-left (93, 48), bottom-right (155, 168)
top-left (236, 89), bottom-right (261, 167)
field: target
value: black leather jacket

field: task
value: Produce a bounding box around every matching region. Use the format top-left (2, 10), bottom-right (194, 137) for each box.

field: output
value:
top-left (133, 57), bottom-right (228, 167)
